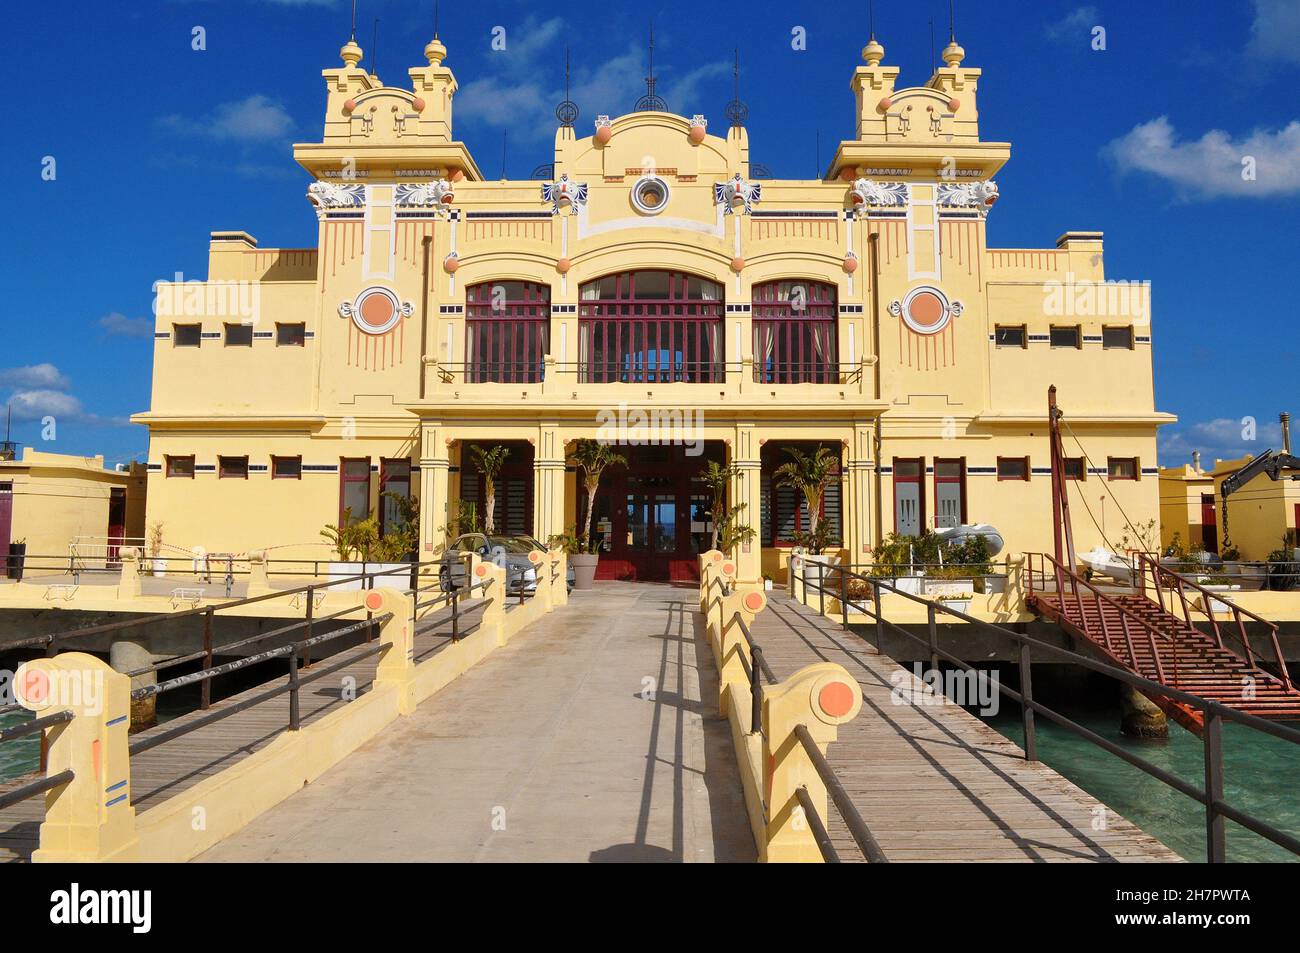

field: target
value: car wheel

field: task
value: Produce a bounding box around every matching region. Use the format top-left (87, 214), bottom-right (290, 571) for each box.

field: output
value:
top-left (439, 566), bottom-right (452, 592)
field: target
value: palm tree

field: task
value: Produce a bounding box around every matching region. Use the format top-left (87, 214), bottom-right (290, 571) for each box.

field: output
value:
top-left (698, 460), bottom-right (738, 551)
top-left (468, 444), bottom-right (510, 534)
top-left (569, 439), bottom-right (627, 553)
top-left (773, 445), bottom-right (840, 546)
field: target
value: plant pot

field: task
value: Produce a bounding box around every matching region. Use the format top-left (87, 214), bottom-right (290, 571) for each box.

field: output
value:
top-left (937, 598), bottom-right (972, 614)
top-left (924, 578), bottom-right (974, 598)
top-left (149, 557), bottom-right (166, 578)
top-left (570, 553), bottom-right (599, 590)
top-left (764, 579), bottom-right (773, 591)
top-left (5, 543), bottom-right (26, 581)
top-left (976, 575), bottom-right (1006, 595)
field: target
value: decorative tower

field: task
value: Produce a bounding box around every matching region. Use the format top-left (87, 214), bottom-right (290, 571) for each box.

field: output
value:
top-left (408, 31), bottom-right (458, 142)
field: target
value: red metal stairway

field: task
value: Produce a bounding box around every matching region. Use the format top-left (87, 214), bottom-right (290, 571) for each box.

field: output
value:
top-left (1027, 552), bottom-right (1300, 733)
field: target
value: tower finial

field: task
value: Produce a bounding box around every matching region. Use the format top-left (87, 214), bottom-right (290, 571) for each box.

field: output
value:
top-left (556, 47), bottom-right (579, 128)
top-left (862, 0), bottom-right (885, 66)
top-left (433, 0), bottom-right (440, 38)
top-left (941, 0), bottom-right (965, 68)
top-left (350, 0), bottom-right (357, 40)
top-left (724, 48), bottom-right (748, 127)
top-left (340, 0), bottom-right (363, 69)
top-left (370, 17), bottom-right (379, 79)
top-left (634, 22), bottom-right (666, 111)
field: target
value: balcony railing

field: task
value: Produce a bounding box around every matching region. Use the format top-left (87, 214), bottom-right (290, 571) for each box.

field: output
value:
top-left (429, 360), bottom-right (866, 389)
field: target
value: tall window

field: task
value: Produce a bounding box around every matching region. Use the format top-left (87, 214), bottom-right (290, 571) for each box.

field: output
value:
top-left (379, 459), bottom-right (412, 536)
top-left (893, 458), bottom-right (924, 535)
top-left (579, 271), bottom-right (723, 383)
top-left (934, 458), bottom-right (966, 528)
top-left (340, 458), bottom-right (371, 524)
top-left (752, 281), bottom-right (838, 383)
top-left (466, 281), bottom-right (550, 383)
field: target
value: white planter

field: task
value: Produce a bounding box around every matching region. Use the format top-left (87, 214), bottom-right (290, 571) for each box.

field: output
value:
top-left (149, 558), bottom-right (166, 578)
top-left (326, 562), bottom-right (411, 591)
top-left (923, 578), bottom-right (974, 598)
top-left (764, 579), bottom-right (773, 591)
top-left (891, 576), bottom-right (924, 595)
top-left (937, 598), bottom-right (972, 614)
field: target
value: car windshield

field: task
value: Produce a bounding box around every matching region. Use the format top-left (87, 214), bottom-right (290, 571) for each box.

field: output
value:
top-left (486, 536), bottom-right (536, 554)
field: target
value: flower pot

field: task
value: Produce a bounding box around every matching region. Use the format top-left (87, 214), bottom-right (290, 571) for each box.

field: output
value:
top-left (570, 553), bottom-right (599, 590)
top-left (5, 543), bottom-right (26, 581)
top-left (149, 557), bottom-right (166, 578)
top-left (924, 578), bottom-right (974, 598)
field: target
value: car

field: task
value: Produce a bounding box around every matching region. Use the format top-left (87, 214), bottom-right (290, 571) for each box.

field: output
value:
top-left (439, 534), bottom-right (576, 594)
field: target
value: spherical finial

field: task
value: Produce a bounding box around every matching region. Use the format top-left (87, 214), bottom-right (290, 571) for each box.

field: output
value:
top-left (941, 40), bottom-right (964, 68)
top-left (340, 39), bottom-right (363, 69)
top-left (862, 38), bottom-right (885, 66)
top-left (425, 37), bottom-right (447, 66)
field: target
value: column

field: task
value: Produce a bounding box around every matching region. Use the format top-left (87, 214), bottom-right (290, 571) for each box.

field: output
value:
top-left (731, 423), bottom-right (763, 589)
top-left (533, 424), bottom-right (567, 544)
top-left (845, 422), bottom-right (877, 561)
top-left (419, 421), bottom-right (451, 555)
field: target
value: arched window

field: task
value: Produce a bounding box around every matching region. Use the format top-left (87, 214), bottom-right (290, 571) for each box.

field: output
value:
top-left (752, 280), bottom-right (838, 384)
top-left (578, 271), bottom-right (724, 383)
top-left (466, 281), bottom-right (550, 383)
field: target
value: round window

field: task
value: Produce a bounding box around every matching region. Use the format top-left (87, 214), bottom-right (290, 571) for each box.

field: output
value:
top-left (631, 175), bottom-right (670, 215)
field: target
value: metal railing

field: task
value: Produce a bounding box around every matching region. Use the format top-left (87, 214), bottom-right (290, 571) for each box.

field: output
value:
top-left (795, 557), bottom-right (1300, 862)
top-left (428, 360), bottom-right (865, 387)
top-left (1136, 553), bottom-right (1291, 690)
top-left (0, 707), bottom-right (74, 810)
top-left (717, 592), bottom-right (887, 864)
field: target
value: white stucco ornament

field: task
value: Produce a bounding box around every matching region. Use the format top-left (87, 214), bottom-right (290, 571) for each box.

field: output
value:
top-left (849, 178), bottom-right (908, 207)
top-left (714, 173), bottom-right (761, 215)
top-left (889, 286), bottom-right (964, 336)
top-left (307, 181), bottom-right (365, 219)
top-left (396, 180), bottom-right (455, 209)
top-left (542, 174), bottom-right (588, 214)
top-left (937, 180), bottom-right (999, 216)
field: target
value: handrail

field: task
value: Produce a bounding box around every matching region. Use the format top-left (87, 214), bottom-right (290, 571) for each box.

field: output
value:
top-left (1136, 553), bottom-right (1291, 690)
top-left (795, 557), bottom-right (1300, 862)
top-left (0, 769), bottom-right (75, 811)
top-left (730, 609), bottom-right (885, 863)
top-left (1028, 552), bottom-right (1179, 688)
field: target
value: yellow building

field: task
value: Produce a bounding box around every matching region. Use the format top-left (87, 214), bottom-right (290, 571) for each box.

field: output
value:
top-left (0, 449), bottom-right (147, 568)
top-left (1158, 453), bottom-right (1218, 555)
top-left (132, 30), bottom-right (1172, 583)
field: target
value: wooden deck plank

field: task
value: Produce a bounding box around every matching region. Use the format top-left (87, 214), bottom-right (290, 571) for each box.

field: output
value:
top-left (749, 597), bottom-right (1182, 863)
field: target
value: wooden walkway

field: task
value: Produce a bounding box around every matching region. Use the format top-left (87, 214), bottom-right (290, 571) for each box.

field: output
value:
top-left (750, 597), bottom-right (1183, 862)
top-left (0, 600), bottom-right (487, 862)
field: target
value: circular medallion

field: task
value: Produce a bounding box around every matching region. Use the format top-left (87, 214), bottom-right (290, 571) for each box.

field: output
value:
top-left (898, 286), bottom-right (962, 336)
top-left (631, 175), bottom-right (670, 215)
top-left (341, 287), bottom-right (410, 336)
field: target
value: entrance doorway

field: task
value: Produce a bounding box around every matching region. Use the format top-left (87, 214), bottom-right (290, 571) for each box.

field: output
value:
top-left (585, 444), bottom-right (722, 582)
top-left (107, 486), bottom-right (127, 565)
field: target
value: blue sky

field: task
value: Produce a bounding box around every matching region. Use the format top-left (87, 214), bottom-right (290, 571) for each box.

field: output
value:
top-left (3, 0), bottom-right (1297, 468)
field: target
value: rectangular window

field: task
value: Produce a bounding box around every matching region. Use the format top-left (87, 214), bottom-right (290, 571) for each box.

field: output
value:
top-left (752, 281), bottom-right (838, 384)
top-left (276, 323), bottom-right (306, 347)
top-left (994, 326), bottom-right (1026, 348)
top-left (379, 459), bottom-right (412, 537)
top-left (271, 455), bottom-right (302, 480)
top-left (893, 457), bottom-right (924, 536)
top-left (224, 323), bottom-right (254, 347)
top-left (1102, 325), bottom-right (1134, 349)
top-left (761, 442), bottom-right (843, 545)
top-left (166, 455), bottom-right (195, 478)
top-left (933, 458), bottom-right (966, 528)
top-left (173, 324), bottom-right (202, 347)
top-left (1049, 325), bottom-right (1081, 349)
top-left (1062, 457), bottom-right (1086, 480)
top-left (1107, 457), bottom-right (1138, 480)
top-left (218, 456), bottom-right (248, 479)
top-left (997, 456), bottom-right (1030, 481)
top-left (340, 458), bottom-right (371, 524)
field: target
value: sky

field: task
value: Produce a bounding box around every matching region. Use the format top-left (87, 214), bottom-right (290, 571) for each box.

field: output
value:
top-left (3, 0), bottom-right (1298, 469)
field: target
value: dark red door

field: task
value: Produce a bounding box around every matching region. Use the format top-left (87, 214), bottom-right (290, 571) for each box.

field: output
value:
top-left (0, 481), bottom-right (12, 564)
top-left (1200, 494), bottom-right (1218, 554)
top-left (107, 487), bottom-right (127, 564)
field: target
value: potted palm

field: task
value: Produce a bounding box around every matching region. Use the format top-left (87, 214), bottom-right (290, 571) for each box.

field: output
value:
top-left (698, 460), bottom-right (738, 552)
top-left (568, 438), bottom-right (627, 589)
top-left (467, 444), bottom-right (510, 534)
top-left (774, 445), bottom-right (841, 590)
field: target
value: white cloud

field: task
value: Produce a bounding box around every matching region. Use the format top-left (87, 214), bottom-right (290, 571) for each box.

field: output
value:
top-left (99, 313), bottom-right (154, 338)
top-left (0, 364), bottom-right (70, 390)
top-left (6, 390), bottom-right (83, 422)
top-left (1102, 116), bottom-right (1300, 199)
top-left (159, 94), bottom-right (295, 143)
top-left (1158, 417), bottom-right (1284, 468)
top-left (456, 17), bottom-right (730, 146)
top-left (1248, 0), bottom-right (1300, 66)
top-left (1044, 6), bottom-right (1098, 41)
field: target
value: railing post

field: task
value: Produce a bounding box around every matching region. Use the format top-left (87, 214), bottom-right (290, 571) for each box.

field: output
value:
top-left (477, 562), bottom-right (509, 645)
top-left (367, 587), bottom-right (417, 715)
top-left (14, 653), bottom-right (139, 861)
top-left (550, 549), bottom-right (569, 607)
top-left (750, 645), bottom-right (764, 735)
top-left (927, 603), bottom-right (939, 670)
top-left (872, 580), bottom-right (884, 651)
top-left (288, 645), bottom-right (301, 730)
top-left (761, 662), bottom-right (863, 862)
top-left (840, 567), bottom-right (849, 629)
top-left (1019, 641), bottom-right (1038, 762)
top-left (200, 608), bottom-right (214, 711)
top-left (451, 586), bottom-right (460, 642)
top-left (1203, 709), bottom-right (1226, 862)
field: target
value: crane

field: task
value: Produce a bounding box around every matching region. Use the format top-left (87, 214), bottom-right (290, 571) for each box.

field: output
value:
top-left (1218, 413), bottom-right (1300, 541)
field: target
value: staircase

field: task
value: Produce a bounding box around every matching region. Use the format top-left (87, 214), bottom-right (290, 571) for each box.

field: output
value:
top-left (1028, 555), bottom-right (1300, 734)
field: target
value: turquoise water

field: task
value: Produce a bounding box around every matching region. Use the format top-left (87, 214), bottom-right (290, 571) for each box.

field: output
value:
top-left (0, 712), bottom-right (39, 782)
top-left (983, 702), bottom-right (1300, 862)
